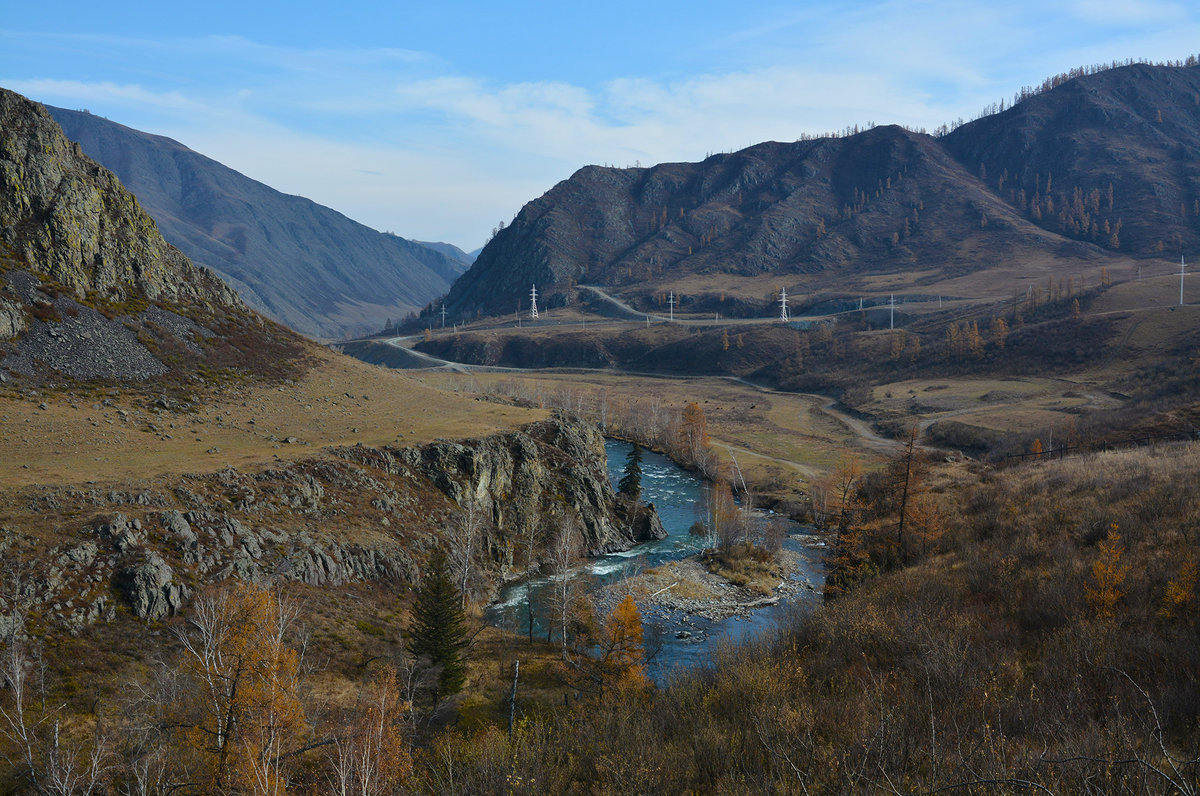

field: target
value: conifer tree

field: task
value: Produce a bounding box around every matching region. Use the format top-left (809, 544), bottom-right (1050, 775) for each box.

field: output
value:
top-left (618, 443), bottom-right (643, 501)
top-left (408, 550), bottom-right (469, 700)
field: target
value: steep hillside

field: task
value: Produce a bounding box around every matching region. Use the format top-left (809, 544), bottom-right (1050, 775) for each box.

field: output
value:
top-left (942, 62), bottom-right (1200, 259)
top-left (0, 87), bottom-right (308, 385)
top-left (47, 106), bottom-right (468, 339)
top-left (429, 64), bottom-right (1200, 324)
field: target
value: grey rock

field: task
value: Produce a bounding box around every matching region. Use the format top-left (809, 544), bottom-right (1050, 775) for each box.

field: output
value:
top-left (95, 512), bottom-right (140, 553)
top-left (117, 551), bottom-right (187, 620)
top-left (57, 541), bottom-right (98, 567)
top-left (0, 89), bottom-right (243, 311)
top-left (160, 510), bottom-right (197, 546)
top-left (0, 297), bottom-right (26, 339)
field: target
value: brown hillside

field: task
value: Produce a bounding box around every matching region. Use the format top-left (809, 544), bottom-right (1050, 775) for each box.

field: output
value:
top-left (429, 63), bottom-right (1200, 326)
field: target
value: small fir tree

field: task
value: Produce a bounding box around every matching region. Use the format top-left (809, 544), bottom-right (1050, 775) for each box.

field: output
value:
top-left (618, 443), bottom-right (643, 501)
top-left (408, 550), bottom-right (469, 700)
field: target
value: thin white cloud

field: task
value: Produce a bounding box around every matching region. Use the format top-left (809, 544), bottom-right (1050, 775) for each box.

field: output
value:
top-left (5, 78), bottom-right (211, 115)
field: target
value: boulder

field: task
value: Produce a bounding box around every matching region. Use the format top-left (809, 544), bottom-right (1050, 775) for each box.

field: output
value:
top-left (117, 550), bottom-right (187, 620)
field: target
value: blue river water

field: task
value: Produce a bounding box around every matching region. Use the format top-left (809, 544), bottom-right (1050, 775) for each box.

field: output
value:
top-left (485, 439), bottom-right (826, 683)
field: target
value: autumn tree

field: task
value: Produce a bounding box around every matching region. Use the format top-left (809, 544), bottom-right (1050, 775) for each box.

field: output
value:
top-left (967, 321), bottom-right (984, 358)
top-left (174, 582), bottom-right (306, 795)
top-left (0, 613), bottom-right (111, 796)
top-left (815, 452), bottom-right (862, 532)
top-left (823, 529), bottom-right (877, 600)
top-left (703, 478), bottom-right (742, 550)
top-left (596, 596), bottom-right (647, 689)
top-left (408, 551), bottom-right (470, 701)
top-left (679, 402), bottom-right (712, 471)
top-left (1161, 557), bottom-right (1198, 619)
top-left (326, 666), bottom-right (412, 796)
top-left (1087, 526), bottom-right (1130, 620)
top-left (907, 334), bottom-right (921, 362)
top-left (448, 495), bottom-right (488, 609)
top-left (547, 519), bottom-right (588, 660)
top-left (990, 316), bottom-right (1009, 349)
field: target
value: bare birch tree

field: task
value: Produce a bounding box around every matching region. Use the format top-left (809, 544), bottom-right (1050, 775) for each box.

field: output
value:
top-left (448, 494), bottom-right (488, 609)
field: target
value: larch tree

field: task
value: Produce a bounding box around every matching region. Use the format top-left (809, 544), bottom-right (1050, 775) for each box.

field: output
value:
top-left (598, 595), bottom-right (647, 689)
top-left (1087, 526), bottom-right (1131, 620)
top-left (990, 316), bottom-right (1009, 349)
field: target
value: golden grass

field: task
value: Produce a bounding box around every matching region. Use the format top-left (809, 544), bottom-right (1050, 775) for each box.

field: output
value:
top-left (0, 345), bottom-right (545, 488)
top-left (701, 544), bottom-right (785, 596)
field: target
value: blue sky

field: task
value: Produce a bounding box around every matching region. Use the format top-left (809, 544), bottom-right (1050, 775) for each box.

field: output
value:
top-left (3, 1), bottom-right (1198, 250)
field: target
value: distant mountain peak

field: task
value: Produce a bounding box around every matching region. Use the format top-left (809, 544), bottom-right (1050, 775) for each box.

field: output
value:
top-left (46, 107), bottom-right (465, 339)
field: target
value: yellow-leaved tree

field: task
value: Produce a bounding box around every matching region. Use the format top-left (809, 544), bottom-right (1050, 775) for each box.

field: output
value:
top-left (679, 401), bottom-right (711, 471)
top-left (598, 595), bottom-right (648, 690)
top-left (1161, 557), bottom-right (1198, 619)
top-left (327, 666), bottom-right (411, 796)
top-left (175, 582), bottom-right (306, 795)
top-left (1086, 526), bottom-right (1130, 620)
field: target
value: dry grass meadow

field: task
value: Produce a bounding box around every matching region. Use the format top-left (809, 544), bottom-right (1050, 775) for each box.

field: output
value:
top-left (0, 345), bottom-right (546, 489)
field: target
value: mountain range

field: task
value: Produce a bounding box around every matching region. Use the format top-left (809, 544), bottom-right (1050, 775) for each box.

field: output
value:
top-left (47, 107), bottom-right (469, 339)
top-left (431, 62), bottom-right (1200, 323)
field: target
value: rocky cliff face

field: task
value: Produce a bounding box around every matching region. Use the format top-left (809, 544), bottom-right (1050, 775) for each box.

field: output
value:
top-left (0, 88), bottom-right (307, 384)
top-left (391, 413), bottom-right (665, 560)
top-left (0, 414), bottom-right (661, 632)
top-left (0, 89), bottom-right (240, 310)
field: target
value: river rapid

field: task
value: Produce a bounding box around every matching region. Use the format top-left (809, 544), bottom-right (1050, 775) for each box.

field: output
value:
top-left (485, 440), bottom-right (826, 684)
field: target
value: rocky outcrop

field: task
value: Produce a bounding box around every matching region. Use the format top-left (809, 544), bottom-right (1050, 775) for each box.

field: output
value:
top-left (0, 88), bottom-right (241, 310)
top-left (0, 296), bottom-right (25, 339)
top-left (117, 550), bottom-right (187, 621)
top-left (394, 412), bottom-right (664, 561)
top-left (0, 414), bottom-right (658, 632)
top-left (616, 498), bottom-right (668, 543)
top-left (0, 88), bottom-right (310, 385)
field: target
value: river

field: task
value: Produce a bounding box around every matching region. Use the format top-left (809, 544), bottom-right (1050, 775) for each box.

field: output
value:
top-left (485, 439), bottom-right (826, 683)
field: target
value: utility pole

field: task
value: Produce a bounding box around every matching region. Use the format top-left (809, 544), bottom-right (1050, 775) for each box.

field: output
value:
top-left (668, 291), bottom-right (675, 322)
top-left (1181, 255), bottom-right (1187, 306)
top-left (890, 294), bottom-right (896, 330)
top-left (440, 304), bottom-right (446, 328)
top-left (779, 287), bottom-right (790, 323)
top-left (530, 284), bottom-right (539, 319)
